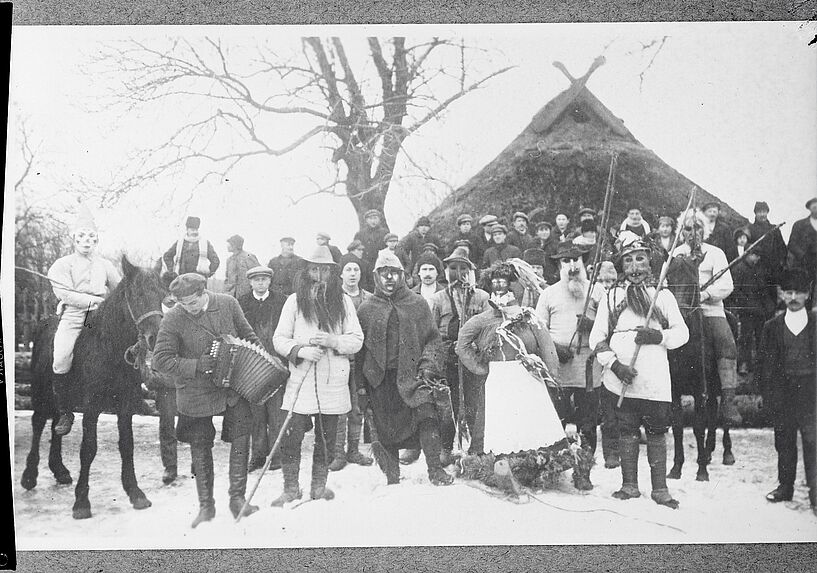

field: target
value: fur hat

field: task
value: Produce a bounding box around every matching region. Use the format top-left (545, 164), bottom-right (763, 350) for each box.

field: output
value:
top-left (480, 260), bottom-right (517, 290)
top-left (246, 266), bottom-right (272, 280)
top-left (374, 250), bottom-right (404, 271)
top-left (227, 234), bottom-right (244, 250)
top-left (753, 201), bottom-right (770, 213)
top-left (522, 248), bottom-right (546, 266)
top-left (339, 253), bottom-right (363, 272)
top-left (185, 216), bottom-right (201, 230)
top-left (415, 251), bottom-right (443, 275)
top-left (779, 267), bottom-right (812, 292)
top-left (169, 273), bottom-right (206, 297)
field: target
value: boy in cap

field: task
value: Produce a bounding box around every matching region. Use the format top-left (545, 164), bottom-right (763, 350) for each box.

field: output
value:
top-left (481, 224), bottom-right (522, 269)
top-left (477, 215), bottom-right (498, 257)
top-left (760, 268), bottom-right (815, 515)
top-left (162, 216), bottom-right (220, 279)
top-left (224, 234), bottom-right (260, 299)
top-left (267, 237), bottom-right (306, 297)
top-left (507, 211), bottom-right (535, 251)
top-left (346, 239), bottom-right (373, 292)
top-left (237, 266), bottom-right (288, 472)
top-left (354, 208), bottom-right (389, 268)
top-left (316, 231), bottom-right (342, 264)
top-left (450, 214), bottom-right (483, 264)
top-left (356, 251), bottom-right (453, 486)
top-left (153, 272), bottom-right (262, 526)
top-left (47, 204), bottom-right (122, 435)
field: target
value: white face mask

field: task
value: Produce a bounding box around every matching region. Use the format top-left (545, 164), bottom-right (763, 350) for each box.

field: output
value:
top-left (73, 228), bottom-right (98, 255)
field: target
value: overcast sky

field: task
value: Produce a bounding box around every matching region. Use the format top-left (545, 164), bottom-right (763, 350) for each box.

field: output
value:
top-left (4, 22), bottom-right (816, 275)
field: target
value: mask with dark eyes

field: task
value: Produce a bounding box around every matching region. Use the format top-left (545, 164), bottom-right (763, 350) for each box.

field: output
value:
top-left (622, 251), bottom-right (652, 285)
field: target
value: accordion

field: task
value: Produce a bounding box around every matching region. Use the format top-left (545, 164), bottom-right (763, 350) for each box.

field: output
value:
top-left (208, 335), bottom-right (290, 405)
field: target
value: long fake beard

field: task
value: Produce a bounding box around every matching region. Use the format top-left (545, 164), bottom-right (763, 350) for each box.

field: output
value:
top-left (561, 265), bottom-right (588, 299)
top-left (625, 282), bottom-right (653, 318)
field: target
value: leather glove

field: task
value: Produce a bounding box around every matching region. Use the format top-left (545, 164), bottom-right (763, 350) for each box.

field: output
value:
top-left (576, 315), bottom-right (595, 333)
top-left (554, 343), bottom-right (574, 364)
top-left (610, 360), bottom-right (638, 385)
top-left (196, 354), bottom-right (216, 375)
top-left (634, 327), bottom-right (663, 346)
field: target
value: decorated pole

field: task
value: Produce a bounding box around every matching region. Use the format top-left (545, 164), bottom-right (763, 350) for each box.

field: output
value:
top-left (617, 187), bottom-right (697, 408)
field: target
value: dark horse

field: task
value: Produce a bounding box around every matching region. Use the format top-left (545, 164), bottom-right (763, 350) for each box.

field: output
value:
top-left (20, 256), bottom-right (165, 519)
top-left (665, 254), bottom-right (737, 481)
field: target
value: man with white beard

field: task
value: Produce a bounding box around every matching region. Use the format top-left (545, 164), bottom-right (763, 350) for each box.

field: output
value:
top-left (536, 243), bottom-right (604, 457)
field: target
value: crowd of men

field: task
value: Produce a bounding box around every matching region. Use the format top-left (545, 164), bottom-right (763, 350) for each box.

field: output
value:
top-left (45, 196), bottom-right (817, 526)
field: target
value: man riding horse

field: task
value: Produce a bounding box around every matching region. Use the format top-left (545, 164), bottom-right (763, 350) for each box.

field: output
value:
top-left (47, 204), bottom-right (122, 436)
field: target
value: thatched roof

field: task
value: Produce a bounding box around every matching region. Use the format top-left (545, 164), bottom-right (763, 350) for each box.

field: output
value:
top-left (429, 72), bottom-right (748, 243)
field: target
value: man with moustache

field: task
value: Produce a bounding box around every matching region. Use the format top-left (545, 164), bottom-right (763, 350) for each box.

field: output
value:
top-left (536, 243), bottom-right (604, 455)
top-left (356, 251), bottom-right (453, 486)
top-left (476, 215), bottom-right (499, 263)
top-left (673, 209), bottom-right (742, 425)
top-left (237, 266), bottom-right (288, 473)
top-left (507, 211), bottom-right (536, 251)
top-left (412, 250), bottom-right (445, 308)
top-left (589, 239), bottom-right (689, 508)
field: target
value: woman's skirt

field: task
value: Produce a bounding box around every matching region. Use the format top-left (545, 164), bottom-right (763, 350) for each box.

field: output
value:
top-left (483, 360), bottom-right (566, 455)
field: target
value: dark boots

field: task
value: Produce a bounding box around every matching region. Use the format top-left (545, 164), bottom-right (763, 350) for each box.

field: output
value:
top-left (372, 442), bottom-right (400, 485)
top-left (346, 420), bottom-right (373, 466)
top-left (310, 463), bottom-right (335, 500)
top-left (419, 421), bottom-right (453, 486)
top-left (765, 485), bottom-right (794, 503)
top-left (190, 441), bottom-right (215, 528)
top-left (647, 433), bottom-right (679, 509)
top-left (718, 359), bottom-right (742, 427)
top-left (228, 435), bottom-right (259, 519)
top-left (52, 373), bottom-right (75, 436)
top-left (271, 462), bottom-right (302, 507)
top-left (612, 434), bottom-right (641, 500)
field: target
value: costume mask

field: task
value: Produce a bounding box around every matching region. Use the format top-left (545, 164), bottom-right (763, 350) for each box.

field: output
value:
top-left (73, 227), bottom-right (99, 256)
top-left (377, 267), bottom-right (404, 296)
top-left (622, 250), bottom-right (651, 285)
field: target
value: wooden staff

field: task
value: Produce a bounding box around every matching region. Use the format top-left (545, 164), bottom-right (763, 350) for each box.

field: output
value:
top-left (617, 188), bottom-right (697, 408)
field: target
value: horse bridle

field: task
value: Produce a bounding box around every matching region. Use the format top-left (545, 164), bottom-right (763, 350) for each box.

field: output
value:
top-left (123, 294), bottom-right (163, 370)
top-left (125, 295), bottom-right (163, 327)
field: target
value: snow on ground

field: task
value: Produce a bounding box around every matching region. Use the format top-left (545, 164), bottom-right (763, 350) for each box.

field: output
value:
top-left (12, 410), bottom-right (817, 550)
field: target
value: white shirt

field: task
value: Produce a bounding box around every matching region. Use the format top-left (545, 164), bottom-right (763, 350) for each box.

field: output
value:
top-left (252, 291), bottom-right (270, 302)
top-left (672, 243), bottom-right (733, 318)
top-left (419, 283), bottom-right (438, 308)
top-left (785, 308), bottom-right (808, 336)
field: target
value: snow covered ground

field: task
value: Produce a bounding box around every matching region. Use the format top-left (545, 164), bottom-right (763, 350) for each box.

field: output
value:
top-left (12, 410), bottom-right (816, 550)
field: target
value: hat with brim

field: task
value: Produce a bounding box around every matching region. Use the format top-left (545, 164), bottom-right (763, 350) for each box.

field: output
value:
top-left (806, 198), bottom-right (817, 210)
top-left (491, 224), bottom-right (508, 235)
top-left (456, 214), bottom-right (473, 225)
top-left (303, 245), bottom-right (337, 265)
top-left (169, 273), bottom-right (206, 298)
top-left (577, 207), bottom-right (596, 218)
top-left (422, 242), bottom-right (439, 254)
top-left (384, 233), bottom-right (399, 242)
top-left (374, 251), bottom-right (404, 271)
top-left (550, 243), bottom-right (584, 260)
top-left (536, 221), bottom-right (553, 231)
top-left (364, 209), bottom-right (382, 219)
top-left (316, 231), bottom-right (331, 241)
top-left (280, 236), bottom-right (296, 244)
top-left (616, 239), bottom-right (651, 261)
top-left (246, 266), bottom-right (273, 280)
top-left (479, 215), bottom-right (498, 226)
top-left (701, 201), bottom-right (721, 212)
top-left (512, 211), bottom-right (529, 223)
top-left (443, 246), bottom-right (475, 270)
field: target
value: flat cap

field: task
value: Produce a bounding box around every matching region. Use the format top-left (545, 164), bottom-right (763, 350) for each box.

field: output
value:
top-left (490, 224), bottom-right (508, 235)
top-left (347, 239), bottom-right (364, 252)
top-left (456, 214), bottom-right (473, 225)
top-left (478, 215), bottom-right (498, 226)
top-left (169, 273), bottom-right (206, 298)
top-left (246, 266), bottom-right (273, 280)
top-left (364, 208), bottom-right (382, 219)
top-left (577, 207), bottom-right (596, 218)
top-left (512, 211), bottom-right (529, 222)
top-left (384, 233), bottom-right (399, 242)
top-left (701, 201), bottom-right (721, 212)
top-left (280, 236), bottom-right (296, 244)
top-left (316, 231), bottom-right (331, 240)
top-left (536, 221), bottom-right (553, 230)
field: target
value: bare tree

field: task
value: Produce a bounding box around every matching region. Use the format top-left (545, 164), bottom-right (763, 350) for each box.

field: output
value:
top-left (89, 36), bottom-right (514, 229)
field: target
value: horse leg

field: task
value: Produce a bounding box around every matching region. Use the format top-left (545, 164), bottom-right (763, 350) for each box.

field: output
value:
top-left (693, 396), bottom-right (710, 481)
top-left (118, 413), bottom-right (151, 510)
top-left (73, 411), bottom-right (99, 519)
top-left (21, 411), bottom-right (48, 490)
top-left (722, 428), bottom-right (735, 465)
top-left (667, 398), bottom-right (684, 480)
top-left (48, 418), bottom-right (73, 485)
top-left (705, 393), bottom-right (718, 456)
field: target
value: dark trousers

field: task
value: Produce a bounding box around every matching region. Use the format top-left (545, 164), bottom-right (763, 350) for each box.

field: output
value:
top-left (599, 385), bottom-right (621, 455)
top-left (280, 413), bottom-right (339, 468)
top-left (442, 357), bottom-right (485, 454)
top-left (606, 387), bottom-right (671, 437)
top-left (250, 389), bottom-right (286, 461)
top-left (334, 367), bottom-right (365, 454)
top-left (773, 377), bottom-right (817, 491)
top-left (561, 386), bottom-right (600, 452)
top-left (155, 386), bottom-right (178, 470)
top-left (736, 308), bottom-right (765, 373)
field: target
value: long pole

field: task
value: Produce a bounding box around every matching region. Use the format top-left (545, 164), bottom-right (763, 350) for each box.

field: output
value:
top-left (455, 283), bottom-right (469, 450)
top-left (699, 222), bottom-right (785, 291)
top-left (617, 188), bottom-right (697, 408)
top-left (236, 361), bottom-right (315, 522)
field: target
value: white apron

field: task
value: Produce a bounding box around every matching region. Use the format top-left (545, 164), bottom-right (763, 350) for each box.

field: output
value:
top-left (483, 360), bottom-right (566, 455)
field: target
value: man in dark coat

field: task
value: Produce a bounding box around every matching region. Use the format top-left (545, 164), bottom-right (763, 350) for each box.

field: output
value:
top-left (237, 266), bottom-right (288, 472)
top-left (448, 214), bottom-right (483, 263)
top-left (703, 201), bottom-right (737, 262)
top-left (356, 251), bottom-right (453, 486)
top-left (153, 273), bottom-right (262, 527)
top-left (162, 216), bottom-right (220, 279)
top-left (507, 211), bottom-right (536, 251)
top-left (748, 201), bottom-right (788, 285)
top-left (346, 239), bottom-right (374, 292)
top-left (267, 236), bottom-right (306, 297)
top-left (787, 198), bottom-right (817, 282)
top-left (481, 225), bottom-right (522, 268)
top-left (224, 234), bottom-right (260, 299)
top-left (759, 268), bottom-right (816, 515)
top-left (535, 221), bottom-right (560, 284)
top-left (354, 208), bottom-right (390, 269)
top-left (476, 215), bottom-right (498, 261)
top-left (396, 216), bottom-right (441, 278)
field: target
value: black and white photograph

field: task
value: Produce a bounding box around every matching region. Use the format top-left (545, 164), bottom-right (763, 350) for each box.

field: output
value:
top-left (4, 21), bottom-right (817, 552)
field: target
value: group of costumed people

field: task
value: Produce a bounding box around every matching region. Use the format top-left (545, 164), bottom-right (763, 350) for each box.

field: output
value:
top-left (40, 195), bottom-right (817, 527)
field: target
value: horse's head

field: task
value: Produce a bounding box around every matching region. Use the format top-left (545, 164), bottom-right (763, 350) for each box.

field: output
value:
top-left (121, 255), bottom-right (166, 351)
